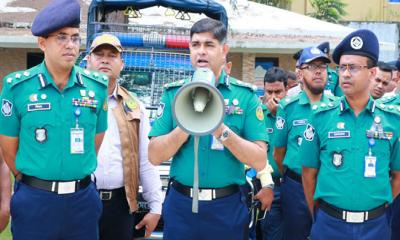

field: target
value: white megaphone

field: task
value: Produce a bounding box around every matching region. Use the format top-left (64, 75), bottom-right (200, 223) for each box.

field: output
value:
top-left (173, 68), bottom-right (225, 136)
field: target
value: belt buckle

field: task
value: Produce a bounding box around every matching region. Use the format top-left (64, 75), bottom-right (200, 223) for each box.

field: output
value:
top-left (57, 181), bottom-right (76, 194)
top-left (100, 191), bottom-right (112, 200)
top-left (191, 189), bottom-right (213, 201)
top-left (345, 211), bottom-right (365, 223)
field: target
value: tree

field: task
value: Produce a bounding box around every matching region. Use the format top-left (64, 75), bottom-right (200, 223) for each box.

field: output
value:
top-left (308, 0), bottom-right (347, 23)
top-left (250, 0), bottom-right (292, 10)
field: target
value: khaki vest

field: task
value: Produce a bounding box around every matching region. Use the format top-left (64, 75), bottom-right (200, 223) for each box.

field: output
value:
top-left (113, 85), bottom-right (140, 213)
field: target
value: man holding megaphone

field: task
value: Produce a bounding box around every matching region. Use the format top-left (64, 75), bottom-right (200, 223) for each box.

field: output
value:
top-left (149, 18), bottom-right (274, 240)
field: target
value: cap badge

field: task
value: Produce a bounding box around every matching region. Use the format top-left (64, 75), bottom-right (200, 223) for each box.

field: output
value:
top-left (310, 47), bottom-right (321, 54)
top-left (350, 36), bottom-right (363, 50)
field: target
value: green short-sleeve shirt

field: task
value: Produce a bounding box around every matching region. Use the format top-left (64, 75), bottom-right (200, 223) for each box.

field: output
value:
top-left (262, 105), bottom-right (281, 178)
top-left (149, 71), bottom-right (268, 188)
top-left (274, 91), bottom-right (336, 174)
top-left (0, 62), bottom-right (108, 180)
top-left (300, 97), bottom-right (400, 210)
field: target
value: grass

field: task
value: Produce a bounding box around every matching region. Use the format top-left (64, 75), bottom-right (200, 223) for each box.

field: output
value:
top-left (0, 223), bottom-right (12, 240)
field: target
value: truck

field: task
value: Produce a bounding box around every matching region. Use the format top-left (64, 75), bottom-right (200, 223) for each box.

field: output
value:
top-left (85, 0), bottom-right (228, 238)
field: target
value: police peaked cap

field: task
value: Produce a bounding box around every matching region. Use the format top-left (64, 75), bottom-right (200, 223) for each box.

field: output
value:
top-left (317, 42), bottom-right (330, 55)
top-left (31, 0), bottom-right (80, 37)
top-left (332, 29), bottom-right (379, 65)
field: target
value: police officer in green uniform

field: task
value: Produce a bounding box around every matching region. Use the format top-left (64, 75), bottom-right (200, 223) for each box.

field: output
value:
top-left (257, 66), bottom-right (288, 240)
top-left (148, 18), bottom-right (273, 240)
top-left (301, 29), bottom-right (400, 240)
top-left (0, 1), bottom-right (108, 239)
top-left (274, 46), bottom-right (336, 240)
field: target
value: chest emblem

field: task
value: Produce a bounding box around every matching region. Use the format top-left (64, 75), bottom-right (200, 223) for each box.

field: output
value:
top-left (276, 117), bottom-right (285, 130)
top-left (35, 128), bottom-right (47, 143)
top-left (332, 152), bottom-right (343, 168)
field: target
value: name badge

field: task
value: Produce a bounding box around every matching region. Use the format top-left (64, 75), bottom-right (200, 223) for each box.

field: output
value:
top-left (211, 135), bottom-right (224, 151)
top-left (328, 131), bottom-right (351, 139)
top-left (293, 119), bottom-right (307, 126)
top-left (364, 156), bottom-right (376, 178)
top-left (70, 128), bottom-right (84, 154)
top-left (27, 103), bottom-right (51, 112)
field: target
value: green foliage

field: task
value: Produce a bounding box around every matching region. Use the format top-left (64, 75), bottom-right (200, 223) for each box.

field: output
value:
top-left (308, 0), bottom-right (347, 23)
top-left (250, 0), bottom-right (293, 10)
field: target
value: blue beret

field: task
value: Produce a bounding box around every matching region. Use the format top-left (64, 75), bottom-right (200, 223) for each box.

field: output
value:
top-left (31, 0), bottom-right (80, 37)
top-left (317, 42), bottom-right (330, 55)
top-left (332, 29), bottom-right (379, 65)
top-left (298, 47), bottom-right (331, 66)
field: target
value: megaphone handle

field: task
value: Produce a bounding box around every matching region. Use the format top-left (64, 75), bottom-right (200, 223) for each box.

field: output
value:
top-left (192, 136), bottom-right (200, 213)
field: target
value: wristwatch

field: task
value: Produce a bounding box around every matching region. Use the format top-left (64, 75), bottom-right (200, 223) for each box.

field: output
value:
top-left (263, 183), bottom-right (274, 190)
top-left (218, 127), bottom-right (231, 142)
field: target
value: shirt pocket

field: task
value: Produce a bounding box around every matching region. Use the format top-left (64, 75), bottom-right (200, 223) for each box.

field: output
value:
top-left (372, 139), bottom-right (391, 175)
top-left (224, 113), bottom-right (244, 135)
top-left (322, 138), bottom-right (352, 172)
top-left (27, 120), bottom-right (55, 146)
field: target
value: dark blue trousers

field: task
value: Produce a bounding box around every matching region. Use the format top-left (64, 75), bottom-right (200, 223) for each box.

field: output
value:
top-left (99, 189), bottom-right (135, 240)
top-left (11, 181), bottom-right (102, 240)
top-left (311, 208), bottom-right (390, 240)
top-left (390, 195), bottom-right (400, 240)
top-left (260, 185), bottom-right (283, 240)
top-left (281, 174), bottom-right (312, 240)
top-left (162, 186), bottom-right (249, 240)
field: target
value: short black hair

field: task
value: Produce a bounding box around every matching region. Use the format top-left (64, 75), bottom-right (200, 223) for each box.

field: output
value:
top-left (287, 71), bottom-right (296, 81)
top-left (264, 67), bottom-right (288, 87)
top-left (377, 61), bottom-right (395, 72)
top-left (190, 18), bottom-right (227, 43)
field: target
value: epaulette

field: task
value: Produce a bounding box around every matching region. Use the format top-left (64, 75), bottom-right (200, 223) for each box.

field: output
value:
top-left (4, 68), bottom-right (38, 89)
top-left (279, 94), bottom-right (300, 109)
top-left (230, 78), bottom-right (258, 92)
top-left (375, 102), bottom-right (400, 114)
top-left (377, 94), bottom-right (397, 104)
top-left (311, 100), bottom-right (340, 114)
top-left (163, 79), bottom-right (188, 89)
top-left (80, 68), bottom-right (108, 87)
top-left (325, 93), bottom-right (339, 102)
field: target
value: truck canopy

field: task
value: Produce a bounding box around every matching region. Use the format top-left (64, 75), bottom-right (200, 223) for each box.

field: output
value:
top-left (88, 0), bottom-right (228, 26)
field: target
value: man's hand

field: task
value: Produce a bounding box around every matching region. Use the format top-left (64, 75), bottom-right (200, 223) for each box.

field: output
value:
top-left (135, 212), bottom-right (161, 238)
top-left (0, 204), bottom-right (10, 233)
top-left (266, 97), bottom-right (279, 116)
top-left (254, 187), bottom-right (274, 211)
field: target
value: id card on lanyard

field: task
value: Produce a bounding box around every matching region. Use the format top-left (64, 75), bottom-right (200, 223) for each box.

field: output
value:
top-left (71, 107), bottom-right (84, 154)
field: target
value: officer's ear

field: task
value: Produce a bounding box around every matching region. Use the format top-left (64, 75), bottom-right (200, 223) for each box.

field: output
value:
top-left (120, 56), bottom-right (125, 72)
top-left (37, 36), bottom-right (47, 52)
top-left (222, 43), bottom-right (230, 58)
top-left (368, 66), bottom-right (377, 83)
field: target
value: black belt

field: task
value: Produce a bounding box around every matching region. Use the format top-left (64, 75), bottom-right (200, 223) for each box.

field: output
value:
top-left (20, 174), bottom-right (91, 194)
top-left (98, 187), bottom-right (125, 201)
top-left (319, 200), bottom-right (386, 223)
top-left (273, 177), bottom-right (281, 186)
top-left (171, 180), bottom-right (239, 201)
top-left (285, 168), bottom-right (302, 183)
